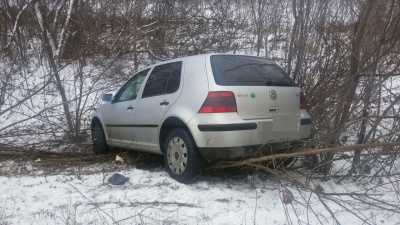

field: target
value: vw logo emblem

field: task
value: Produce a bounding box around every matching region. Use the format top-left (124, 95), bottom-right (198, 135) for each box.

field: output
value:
top-left (269, 90), bottom-right (277, 100)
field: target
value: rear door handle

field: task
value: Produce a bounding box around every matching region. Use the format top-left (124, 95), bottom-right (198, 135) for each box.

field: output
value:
top-left (127, 106), bottom-right (133, 110)
top-left (160, 101), bottom-right (169, 106)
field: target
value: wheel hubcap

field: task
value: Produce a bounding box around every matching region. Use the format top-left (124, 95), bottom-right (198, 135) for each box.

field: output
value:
top-left (167, 137), bottom-right (188, 175)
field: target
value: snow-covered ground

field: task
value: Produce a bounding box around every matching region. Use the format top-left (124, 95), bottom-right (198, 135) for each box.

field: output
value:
top-left (1, 158), bottom-right (399, 225)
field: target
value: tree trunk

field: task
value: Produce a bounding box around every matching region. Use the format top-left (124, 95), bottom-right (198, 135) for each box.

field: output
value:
top-left (292, 0), bottom-right (310, 85)
top-left (133, 26), bottom-right (138, 73)
top-left (35, 2), bottom-right (75, 136)
top-left (349, 78), bottom-right (373, 176)
top-left (287, 0), bottom-right (299, 76)
top-left (74, 56), bottom-right (85, 138)
top-left (1, 7), bottom-right (7, 47)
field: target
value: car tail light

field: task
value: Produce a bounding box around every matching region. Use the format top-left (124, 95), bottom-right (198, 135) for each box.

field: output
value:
top-left (300, 91), bottom-right (307, 109)
top-left (199, 91), bottom-right (237, 113)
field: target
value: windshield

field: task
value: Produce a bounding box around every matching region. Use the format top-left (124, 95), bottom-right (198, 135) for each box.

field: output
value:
top-left (210, 55), bottom-right (295, 86)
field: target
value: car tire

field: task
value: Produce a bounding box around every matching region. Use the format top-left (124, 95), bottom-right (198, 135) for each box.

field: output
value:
top-left (92, 124), bottom-right (110, 155)
top-left (164, 129), bottom-right (203, 183)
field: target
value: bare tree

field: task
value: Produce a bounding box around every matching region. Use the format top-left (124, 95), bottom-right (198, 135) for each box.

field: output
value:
top-left (33, 0), bottom-right (76, 136)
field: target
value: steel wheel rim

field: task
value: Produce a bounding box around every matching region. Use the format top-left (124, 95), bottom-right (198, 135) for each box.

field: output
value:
top-left (167, 137), bottom-right (188, 175)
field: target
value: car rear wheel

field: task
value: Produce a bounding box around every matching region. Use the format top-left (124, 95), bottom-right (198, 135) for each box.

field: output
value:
top-left (164, 129), bottom-right (203, 183)
top-left (92, 124), bottom-right (110, 155)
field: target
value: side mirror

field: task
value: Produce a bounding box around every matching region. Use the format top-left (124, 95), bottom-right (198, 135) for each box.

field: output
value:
top-left (102, 93), bottom-right (113, 102)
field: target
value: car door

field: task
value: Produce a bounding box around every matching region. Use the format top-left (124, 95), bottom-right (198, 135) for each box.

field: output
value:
top-left (103, 69), bottom-right (149, 146)
top-left (133, 61), bottom-right (183, 150)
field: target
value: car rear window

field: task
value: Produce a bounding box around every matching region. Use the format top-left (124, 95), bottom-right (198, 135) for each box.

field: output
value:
top-left (210, 55), bottom-right (295, 86)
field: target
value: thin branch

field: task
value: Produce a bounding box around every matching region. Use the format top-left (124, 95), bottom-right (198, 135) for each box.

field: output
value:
top-left (210, 142), bottom-right (400, 169)
top-left (59, 178), bottom-right (119, 224)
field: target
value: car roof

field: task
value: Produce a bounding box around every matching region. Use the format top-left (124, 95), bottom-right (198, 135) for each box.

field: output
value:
top-left (138, 53), bottom-right (270, 72)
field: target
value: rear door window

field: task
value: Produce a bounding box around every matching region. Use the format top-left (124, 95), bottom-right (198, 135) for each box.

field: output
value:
top-left (210, 55), bottom-right (295, 86)
top-left (142, 61), bottom-right (182, 98)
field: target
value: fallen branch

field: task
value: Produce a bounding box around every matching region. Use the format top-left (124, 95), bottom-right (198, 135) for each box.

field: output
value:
top-left (127, 201), bottom-right (197, 208)
top-left (239, 161), bottom-right (400, 224)
top-left (209, 141), bottom-right (400, 169)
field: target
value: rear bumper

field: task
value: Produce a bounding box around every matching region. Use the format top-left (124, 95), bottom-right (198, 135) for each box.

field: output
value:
top-left (199, 145), bottom-right (261, 159)
top-left (198, 141), bottom-right (305, 160)
top-left (187, 112), bottom-right (311, 160)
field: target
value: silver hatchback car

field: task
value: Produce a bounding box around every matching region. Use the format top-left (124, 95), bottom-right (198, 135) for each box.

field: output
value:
top-left (91, 54), bottom-right (311, 183)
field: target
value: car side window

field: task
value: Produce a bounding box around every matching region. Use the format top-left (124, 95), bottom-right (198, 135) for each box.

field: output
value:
top-left (113, 69), bottom-right (149, 103)
top-left (166, 62), bottom-right (182, 94)
top-left (142, 61), bottom-right (182, 98)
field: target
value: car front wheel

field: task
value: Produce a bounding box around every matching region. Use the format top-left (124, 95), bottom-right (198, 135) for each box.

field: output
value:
top-left (92, 124), bottom-right (110, 155)
top-left (164, 129), bottom-right (203, 183)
